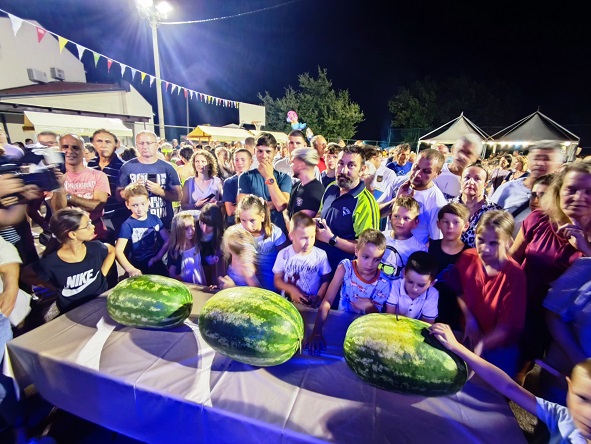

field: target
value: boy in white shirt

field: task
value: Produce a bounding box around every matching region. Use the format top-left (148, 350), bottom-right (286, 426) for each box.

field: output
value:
top-left (381, 196), bottom-right (427, 279)
top-left (273, 212), bottom-right (331, 307)
top-left (385, 251), bottom-right (439, 324)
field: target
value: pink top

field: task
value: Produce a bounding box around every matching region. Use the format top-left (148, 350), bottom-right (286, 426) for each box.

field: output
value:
top-left (520, 210), bottom-right (583, 307)
top-left (64, 168), bottom-right (110, 236)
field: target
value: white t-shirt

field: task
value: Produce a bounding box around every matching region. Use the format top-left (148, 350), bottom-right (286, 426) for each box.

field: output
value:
top-left (381, 232), bottom-right (428, 277)
top-left (272, 246), bottom-right (331, 296)
top-left (0, 237), bottom-right (22, 294)
top-left (385, 278), bottom-right (439, 321)
top-left (491, 178), bottom-right (530, 215)
top-left (433, 164), bottom-right (461, 200)
top-left (371, 165), bottom-right (398, 201)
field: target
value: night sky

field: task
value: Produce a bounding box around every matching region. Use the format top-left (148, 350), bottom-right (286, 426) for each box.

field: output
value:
top-left (1, 0), bottom-right (589, 144)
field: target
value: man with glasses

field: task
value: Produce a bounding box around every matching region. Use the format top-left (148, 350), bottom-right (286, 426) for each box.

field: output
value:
top-left (118, 130), bottom-right (181, 229)
top-left (51, 133), bottom-right (110, 240)
top-left (88, 129), bottom-right (129, 244)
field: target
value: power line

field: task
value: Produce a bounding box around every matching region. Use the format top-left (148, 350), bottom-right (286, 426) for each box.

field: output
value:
top-left (161, 0), bottom-right (304, 25)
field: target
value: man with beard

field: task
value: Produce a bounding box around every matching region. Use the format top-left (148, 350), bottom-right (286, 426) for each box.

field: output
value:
top-left (88, 129), bottom-right (129, 244)
top-left (286, 148), bottom-right (324, 220)
top-left (378, 149), bottom-right (447, 244)
top-left (433, 134), bottom-right (482, 200)
top-left (315, 145), bottom-right (380, 274)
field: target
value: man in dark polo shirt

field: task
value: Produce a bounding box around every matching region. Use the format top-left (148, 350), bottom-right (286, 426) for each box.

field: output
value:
top-left (287, 147), bottom-right (324, 220)
top-left (315, 145), bottom-right (380, 275)
top-left (238, 133), bottom-right (292, 234)
top-left (88, 129), bottom-right (129, 244)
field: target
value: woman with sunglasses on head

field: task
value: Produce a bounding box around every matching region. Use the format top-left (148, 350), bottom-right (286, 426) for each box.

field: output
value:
top-left (22, 208), bottom-right (116, 321)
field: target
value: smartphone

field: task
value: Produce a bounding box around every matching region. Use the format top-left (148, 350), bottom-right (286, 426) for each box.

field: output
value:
top-left (147, 173), bottom-right (158, 183)
top-left (204, 193), bottom-right (215, 201)
top-left (315, 219), bottom-right (325, 229)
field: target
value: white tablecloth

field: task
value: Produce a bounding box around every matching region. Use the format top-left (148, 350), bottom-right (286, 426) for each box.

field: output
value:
top-left (6, 287), bottom-right (526, 443)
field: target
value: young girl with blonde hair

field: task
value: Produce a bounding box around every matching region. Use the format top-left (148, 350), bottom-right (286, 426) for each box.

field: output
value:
top-left (167, 211), bottom-right (206, 285)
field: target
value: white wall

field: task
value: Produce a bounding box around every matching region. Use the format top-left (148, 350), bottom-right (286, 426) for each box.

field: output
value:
top-left (0, 18), bottom-right (86, 89)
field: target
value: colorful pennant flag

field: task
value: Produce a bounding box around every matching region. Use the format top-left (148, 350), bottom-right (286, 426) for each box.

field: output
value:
top-left (164, 82), bottom-right (170, 91)
top-left (36, 27), bottom-right (46, 43)
top-left (58, 36), bottom-right (68, 53)
top-left (150, 75), bottom-right (155, 87)
top-left (76, 44), bottom-right (86, 60)
top-left (8, 13), bottom-right (23, 36)
top-left (141, 72), bottom-right (147, 83)
top-left (130, 68), bottom-right (137, 81)
top-left (93, 51), bottom-right (100, 67)
top-left (184, 89), bottom-right (188, 98)
top-left (107, 59), bottom-right (113, 72)
top-left (170, 84), bottom-right (176, 94)
top-left (120, 63), bottom-right (127, 77)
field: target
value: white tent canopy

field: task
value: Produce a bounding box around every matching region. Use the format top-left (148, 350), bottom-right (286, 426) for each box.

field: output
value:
top-left (23, 110), bottom-right (132, 137)
top-left (418, 113), bottom-right (489, 145)
top-left (187, 125), bottom-right (253, 142)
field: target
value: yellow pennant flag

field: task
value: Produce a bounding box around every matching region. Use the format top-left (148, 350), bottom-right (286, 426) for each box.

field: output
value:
top-left (141, 72), bottom-right (147, 83)
top-left (58, 36), bottom-right (68, 53)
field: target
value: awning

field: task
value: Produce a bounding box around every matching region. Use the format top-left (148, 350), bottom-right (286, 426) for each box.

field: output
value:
top-left (23, 111), bottom-right (133, 137)
top-left (187, 125), bottom-right (253, 142)
top-left (252, 131), bottom-right (289, 144)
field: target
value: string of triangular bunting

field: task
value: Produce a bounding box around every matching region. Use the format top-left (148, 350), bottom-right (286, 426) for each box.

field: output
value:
top-left (2, 9), bottom-right (240, 109)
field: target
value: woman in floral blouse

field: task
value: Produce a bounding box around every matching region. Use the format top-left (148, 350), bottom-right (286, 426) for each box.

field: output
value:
top-left (452, 162), bottom-right (502, 247)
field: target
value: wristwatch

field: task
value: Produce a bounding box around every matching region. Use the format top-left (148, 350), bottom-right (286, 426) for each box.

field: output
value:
top-left (66, 193), bottom-right (72, 203)
top-left (329, 234), bottom-right (337, 246)
top-left (264, 177), bottom-right (275, 185)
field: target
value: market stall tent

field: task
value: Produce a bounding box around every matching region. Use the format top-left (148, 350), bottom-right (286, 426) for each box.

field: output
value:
top-left (22, 110), bottom-right (133, 137)
top-left (252, 131), bottom-right (289, 144)
top-left (186, 125), bottom-right (253, 143)
top-left (418, 113), bottom-right (489, 155)
top-left (488, 111), bottom-right (580, 160)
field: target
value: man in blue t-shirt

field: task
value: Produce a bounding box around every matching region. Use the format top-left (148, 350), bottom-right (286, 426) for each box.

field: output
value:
top-left (386, 143), bottom-right (412, 176)
top-left (238, 133), bottom-right (292, 234)
top-left (118, 130), bottom-right (181, 229)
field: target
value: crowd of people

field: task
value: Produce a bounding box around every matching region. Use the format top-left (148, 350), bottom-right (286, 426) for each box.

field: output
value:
top-left (0, 125), bottom-right (590, 443)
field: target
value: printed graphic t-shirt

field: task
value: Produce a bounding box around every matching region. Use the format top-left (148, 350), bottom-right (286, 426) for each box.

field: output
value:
top-left (34, 240), bottom-right (108, 313)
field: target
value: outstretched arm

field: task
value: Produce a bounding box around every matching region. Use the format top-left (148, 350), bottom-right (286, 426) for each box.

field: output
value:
top-left (429, 323), bottom-right (537, 415)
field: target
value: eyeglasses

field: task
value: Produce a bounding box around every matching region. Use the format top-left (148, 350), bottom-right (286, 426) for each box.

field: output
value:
top-left (136, 141), bottom-right (157, 147)
top-left (61, 144), bottom-right (81, 150)
top-left (76, 221), bottom-right (93, 231)
top-left (530, 192), bottom-right (545, 199)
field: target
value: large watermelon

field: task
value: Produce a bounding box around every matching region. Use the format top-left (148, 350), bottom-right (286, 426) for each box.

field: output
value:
top-left (107, 275), bottom-right (193, 329)
top-left (344, 314), bottom-right (467, 396)
top-left (198, 287), bottom-right (304, 367)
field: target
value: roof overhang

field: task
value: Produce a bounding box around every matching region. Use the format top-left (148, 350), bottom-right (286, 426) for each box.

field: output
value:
top-left (23, 110), bottom-right (133, 137)
top-left (187, 125), bottom-right (254, 142)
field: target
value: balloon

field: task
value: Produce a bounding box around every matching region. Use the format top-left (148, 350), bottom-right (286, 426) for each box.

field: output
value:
top-left (286, 110), bottom-right (307, 130)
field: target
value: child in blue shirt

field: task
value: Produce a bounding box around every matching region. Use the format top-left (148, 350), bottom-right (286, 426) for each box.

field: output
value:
top-left (430, 323), bottom-right (591, 444)
top-left (115, 183), bottom-right (169, 276)
top-left (306, 229), bottom-right (391, 355)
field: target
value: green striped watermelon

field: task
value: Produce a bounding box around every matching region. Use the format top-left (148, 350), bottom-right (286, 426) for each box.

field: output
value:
top-left (198, 287), bottom-right (304, 367)
top-left (344, 314), bottom-right (467, 396)
top-left (107, 275), bottom-right (193, 329)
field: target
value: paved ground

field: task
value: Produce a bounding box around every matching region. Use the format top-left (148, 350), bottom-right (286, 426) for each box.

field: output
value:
top-left (10, 222), bottom-right (546, 443)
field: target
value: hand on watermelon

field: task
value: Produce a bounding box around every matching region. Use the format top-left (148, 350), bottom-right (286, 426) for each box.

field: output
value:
top-left (304, 333), bottom-right (326, 356)
top-left (429, 323), bottom-right (461, 353)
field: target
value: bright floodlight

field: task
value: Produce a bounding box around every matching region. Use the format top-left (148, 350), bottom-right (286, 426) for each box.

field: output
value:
top-left (156, 1), bottom-right (173, 15)
top-left (137, 0), bottom-right (154, 8)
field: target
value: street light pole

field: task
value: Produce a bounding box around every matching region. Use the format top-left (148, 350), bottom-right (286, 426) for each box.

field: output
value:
top-left (150, 20), bottom-right (166, 140)
top-left (136, 0), bottom-right (172, 141)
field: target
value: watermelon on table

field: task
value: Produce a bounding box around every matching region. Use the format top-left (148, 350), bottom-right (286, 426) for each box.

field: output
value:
top-left (198, 287), bottom-right (304, 367)
top-left (344, 314), bottom-right (467, 396)
top-left (107, 275), bottom-right (193, 329)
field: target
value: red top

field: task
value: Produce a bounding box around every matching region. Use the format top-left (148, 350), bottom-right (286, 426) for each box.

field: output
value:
top-left (317, 157), bottom-right (327, 173)
top-left (520, 210), bottom-right (583, 307)
top-left (453, 249), bottom-right (527, 346)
